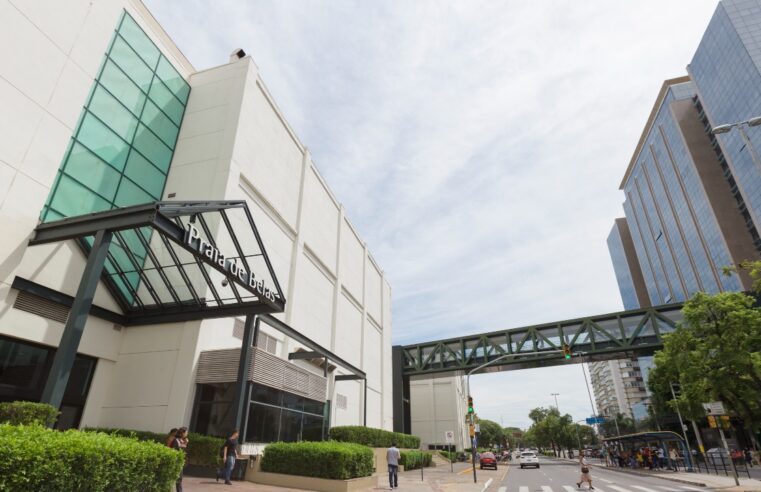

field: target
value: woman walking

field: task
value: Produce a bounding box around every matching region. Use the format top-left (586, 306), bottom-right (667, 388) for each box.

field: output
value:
top-left (576, 454), bottom-right (594, 490)
top-left (171, 427), bottom-right (189, 492)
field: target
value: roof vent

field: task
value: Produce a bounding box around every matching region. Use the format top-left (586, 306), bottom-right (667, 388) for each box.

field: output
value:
top-left (230, 48), bottom-right (246, 62)
top-left (13, 291), bottom-right (69, 324)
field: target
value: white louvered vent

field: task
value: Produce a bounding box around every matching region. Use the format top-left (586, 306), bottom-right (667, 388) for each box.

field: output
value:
top-left (232, 319), bottom-right (244, 340)
top-left (13, 291), bottom-right (69, 323)
top-left (336, 393), bottom-right (348, 410)
top-left (256, 332), bottom-right (278, 354)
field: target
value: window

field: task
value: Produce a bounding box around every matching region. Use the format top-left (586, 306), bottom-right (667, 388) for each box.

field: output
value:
top-left (0, 335), bottom-right (97, 429)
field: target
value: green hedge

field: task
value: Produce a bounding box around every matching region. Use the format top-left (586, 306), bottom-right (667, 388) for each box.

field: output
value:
top-left (400, 451), bottom-right (433, 470)
top-left (85, 427), bottom-right (224, 467)
top-left (0, 424), bottom-right (183, 491)
top-left (329, 426), bottom-right (421, 449)
top-left (0, 401), bottom-right (59, 426)
top-left (261, 441), bottom-right (373, 480)
top-left (439, 450), bottom-right (460, 462)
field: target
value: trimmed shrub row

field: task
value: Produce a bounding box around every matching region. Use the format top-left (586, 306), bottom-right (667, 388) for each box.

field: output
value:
top-left (261, 441), bottom-right (374, 480)
top-left (0, 424), bottom-right (183, 491)
top-left (85, 427), bottom-right (224, 467)
top-left (0, 401), bottom-right (59, 427)
top-left (329, 426), bottom-right (421, 449)
top-left (400, 451), bottom-right (433, 470)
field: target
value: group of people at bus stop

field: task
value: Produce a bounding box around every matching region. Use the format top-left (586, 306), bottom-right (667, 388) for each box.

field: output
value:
top-left (606, 445), bottom-right (675, 470)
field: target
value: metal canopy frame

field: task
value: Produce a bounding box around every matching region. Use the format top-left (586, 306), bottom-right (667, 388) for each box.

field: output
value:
top-left (27, 201), bottom-right (286, 325)
top-left (397, 303), bottom-right (684, 376)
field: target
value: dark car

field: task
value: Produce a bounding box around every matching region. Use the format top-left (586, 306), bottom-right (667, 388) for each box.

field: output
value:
top-left (479, 452), bottom-right (498, 470)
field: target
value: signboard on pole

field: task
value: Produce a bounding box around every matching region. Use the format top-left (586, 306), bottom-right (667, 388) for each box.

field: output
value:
top-left (585, 416), bottom-right (606, 425)
top-left (444, 431), bottom-right (455, 443)
top-left (703, 401), bottom-right (726, 415)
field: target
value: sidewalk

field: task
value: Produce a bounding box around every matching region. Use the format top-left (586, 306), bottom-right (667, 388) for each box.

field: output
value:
top-left (182, 459), bottom-right (506, 492)
top-left (551, 457), bottom-right (761, 491)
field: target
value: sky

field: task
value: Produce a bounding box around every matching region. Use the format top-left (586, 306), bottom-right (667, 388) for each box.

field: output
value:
top-left (144, 0), bottom-right (719, 429)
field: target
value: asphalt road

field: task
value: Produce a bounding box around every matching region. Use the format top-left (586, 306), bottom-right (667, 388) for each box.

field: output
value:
top-left (495, 456), bottom-right (717, 492)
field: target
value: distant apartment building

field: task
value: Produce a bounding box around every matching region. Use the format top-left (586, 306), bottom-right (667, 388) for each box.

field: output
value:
top-left (589, 357), bottom-right (648, 419)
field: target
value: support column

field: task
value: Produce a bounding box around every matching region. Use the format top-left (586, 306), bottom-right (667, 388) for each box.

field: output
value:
top-left (41, 229), bottom-right (112, 414)
top-left (392, 345), bottom-right (407, 433)
top-left (232, 315), bottom-right (257, 436)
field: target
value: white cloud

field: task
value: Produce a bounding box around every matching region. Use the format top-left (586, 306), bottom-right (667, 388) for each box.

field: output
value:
top-left (144, 0), bottom-right (717, 429)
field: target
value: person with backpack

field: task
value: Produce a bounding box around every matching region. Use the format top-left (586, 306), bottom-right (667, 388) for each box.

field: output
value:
top-left (217, 429), bottom-right (239, 485)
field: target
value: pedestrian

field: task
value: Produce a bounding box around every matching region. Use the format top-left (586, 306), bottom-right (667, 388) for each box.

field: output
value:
top-left (577, 454), bottom-right (594, 489)
top-left (166, 428), bottom-right (177, 448)
top-left (387, 441), bottom-right (401, 490)
top-left (171, 427), bottom-right (188, 492)
top-left (745, 448), bottom-right (754, 468)
top-left (656, 447), bottom-right (665, 470)
top-left (669, 447), bottom-right (678, 471)
top-left (216, 429), bottom-right (239, 485)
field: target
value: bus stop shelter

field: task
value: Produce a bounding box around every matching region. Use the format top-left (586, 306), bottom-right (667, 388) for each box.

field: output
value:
top-left (603, 431), bottom-right (693, 471)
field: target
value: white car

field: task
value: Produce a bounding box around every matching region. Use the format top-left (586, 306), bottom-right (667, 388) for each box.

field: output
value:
top-left (519, 451), bottom-right (540, 469)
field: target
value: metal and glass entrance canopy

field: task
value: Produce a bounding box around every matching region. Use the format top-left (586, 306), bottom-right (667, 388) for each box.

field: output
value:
top-left (24, 200), bottom-right (286, 325)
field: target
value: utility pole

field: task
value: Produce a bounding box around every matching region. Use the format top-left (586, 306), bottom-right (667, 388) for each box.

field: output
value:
top-left (669, 383), bottom-right (693, 471)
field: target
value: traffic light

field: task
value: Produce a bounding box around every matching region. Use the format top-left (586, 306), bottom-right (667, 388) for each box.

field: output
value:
top-left (707, 415), bottom-right (718, 428)
top-left (720, 415), bottom-right (731, 430)
top-left (467, 396), bottom-right (474, 415)
top-left (562, 344), bottom-right (572, 359)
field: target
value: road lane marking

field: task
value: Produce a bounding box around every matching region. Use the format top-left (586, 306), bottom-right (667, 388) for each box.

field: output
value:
top-left (498, 487), bottom-right (506, 492)
top-left (542, 486), bottom-right (554, 492)
top-left (632, 486), bottom-right (660, 492)
top-left (608, 486), bottom-right (632, 492)
top-left (519, 487), bottom-right (529, 492)
top-left (564, 486), bottom-right (578, 492)
top-left (678, 488), bottom-right (704, 492)
top-left (598, 477), bottom-right (614, 483)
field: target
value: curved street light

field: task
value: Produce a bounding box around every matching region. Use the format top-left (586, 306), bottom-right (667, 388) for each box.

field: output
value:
top-left (711, 116), bottom-right (761, 174)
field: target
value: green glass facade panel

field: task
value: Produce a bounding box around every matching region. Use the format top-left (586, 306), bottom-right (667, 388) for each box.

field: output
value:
top-left (132, 124), bottom-right (172, 172)
top-left (142, 100), bottom-right (179, 147)
top-left (48, 175), bottom-right (111, 218)
top-left (109, 36), bottom-right (153, 92)
top-left (99, 59), bottom-right (146, 116)
top-left (156, 56), bottom-right (190, 104)
top-left (63, 143), bottom-right (121, 201)
top-left (118, 14), bottom-right (159, 69)
top-left (42, 10), bottom-right (189, 223)
top-left (123, 152), bottom-right (165, 198)
top-left (148, 78), bottom-right (184, 125)
top-left (76, 114), bottom-right (129, 171)
top-left (87, 86), bottom-right (138, 141)
top-left (114, 177), bottom-right (154, 208)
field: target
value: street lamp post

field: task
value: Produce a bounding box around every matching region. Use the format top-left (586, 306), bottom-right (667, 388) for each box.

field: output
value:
top-left (712, 117), bottom-right (761, 174)
top-left (551, 393), bottom-right (560, 410)
top-left (465, 349), bottom-right (563, 483)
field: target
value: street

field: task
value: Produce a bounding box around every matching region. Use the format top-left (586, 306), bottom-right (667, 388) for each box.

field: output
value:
top-left (494, 456), bottom-right (717, 492)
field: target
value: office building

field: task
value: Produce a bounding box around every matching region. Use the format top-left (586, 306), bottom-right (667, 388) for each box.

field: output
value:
top-left (0, 0), bottom-right (392, 443)
top-left (589, 357), bottom-right (648, 419)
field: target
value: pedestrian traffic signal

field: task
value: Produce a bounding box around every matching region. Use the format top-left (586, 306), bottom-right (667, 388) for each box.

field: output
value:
top-left (467, 396), bottom-right (474, 414)
top-left (562, 344), bottom-right (572, 359)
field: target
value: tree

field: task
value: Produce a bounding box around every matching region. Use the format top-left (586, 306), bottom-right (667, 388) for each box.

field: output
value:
top-left (648, 262), bottom-right (761, 438)
top-left (477, 419), bottom-right (504, 448)
top-left (598, 412), bottom-right (636, 437)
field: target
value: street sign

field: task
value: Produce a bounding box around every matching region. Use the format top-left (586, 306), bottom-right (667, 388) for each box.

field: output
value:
top-left (585, 416), bottom-right (606, 425)
top-left (475, 424), bottom-right (481, 434)
top-left (703, 401), bottom-right (726, 415)
top-left (445, 431), bottom-right (455, 443)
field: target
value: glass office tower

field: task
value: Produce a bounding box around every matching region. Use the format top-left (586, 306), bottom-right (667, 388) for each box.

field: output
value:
top-left (689, 0), bottom-right (761, 253)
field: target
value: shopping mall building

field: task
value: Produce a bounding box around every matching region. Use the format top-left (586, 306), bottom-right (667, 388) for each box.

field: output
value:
top-left (0, 0), bottom-right (393, 443)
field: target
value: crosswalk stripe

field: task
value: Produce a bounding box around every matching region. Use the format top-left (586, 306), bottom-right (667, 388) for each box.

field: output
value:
top-left (497, 487), bottom-right (506, 492)
top-left (632, 486), bottom-right (660, 492)
top-left (519, 487), bottom-right (529, 492)
top-left (542, 487), bottom-right (554, 492)
top-left (563, 486), bottom-right (578, 492)
top-left (608, 486), bottom-right (633, 492)
top-left (679, 488), bottom-right (704, 492)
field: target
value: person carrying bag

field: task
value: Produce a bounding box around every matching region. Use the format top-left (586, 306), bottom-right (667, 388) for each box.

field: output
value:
top-left (576, 454), bottom-right (594, 490)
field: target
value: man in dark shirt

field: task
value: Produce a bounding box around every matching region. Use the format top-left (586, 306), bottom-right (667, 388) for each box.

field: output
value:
top-left (222, 430), bottom-right (239, 485)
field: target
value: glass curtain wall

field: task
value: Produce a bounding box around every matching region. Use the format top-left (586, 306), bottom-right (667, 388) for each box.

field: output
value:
top-left (193, 382), bottom-right (325, 442)
top-left (39, 12), bottom-right (190, 304)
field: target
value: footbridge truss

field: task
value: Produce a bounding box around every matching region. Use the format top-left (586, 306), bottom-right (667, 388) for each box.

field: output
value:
top-left (398, 303), bottom-right (684, 376)
top-left (391, 302), bottom-right (685, 432)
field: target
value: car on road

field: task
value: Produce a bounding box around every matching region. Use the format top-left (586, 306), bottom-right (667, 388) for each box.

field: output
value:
top-left (479, 452), bottom-right (498, 470)
top-left (519, 451), bottom-right (540, 469)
